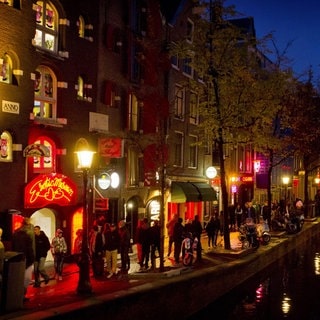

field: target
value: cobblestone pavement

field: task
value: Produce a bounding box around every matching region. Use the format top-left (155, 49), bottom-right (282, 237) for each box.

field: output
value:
top-left (0, 231), bottom-right (247, 319)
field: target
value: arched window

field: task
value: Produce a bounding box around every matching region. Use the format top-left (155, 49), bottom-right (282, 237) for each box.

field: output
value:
top-left (77, 15), bottom-right (85, 38)
top-left (32, 136), bottom-right (56, 173)
top-left (0, 130), bottom-right (13, 162)
top-left (0, 53), bottom-right (12, 84)
top-left (34, 1), bottom-right (58, 52)
top-left (33, 65), bottom-right (57, 119)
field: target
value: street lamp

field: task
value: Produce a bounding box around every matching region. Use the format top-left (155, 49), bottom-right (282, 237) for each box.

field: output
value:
top-left (75, 148), bottom-right (95, 295)
top-left (282, 176), bottom-right (290, 213)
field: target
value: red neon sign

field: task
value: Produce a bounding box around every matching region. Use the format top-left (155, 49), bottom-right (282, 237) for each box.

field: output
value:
top-left (25, 173), bottom-right (77, 208)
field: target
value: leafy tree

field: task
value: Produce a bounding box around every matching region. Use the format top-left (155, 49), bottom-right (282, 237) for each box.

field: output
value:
top-left (284, 76), bottom-right (320, 215)
top-left (171, 0), bottom-right (292, 248)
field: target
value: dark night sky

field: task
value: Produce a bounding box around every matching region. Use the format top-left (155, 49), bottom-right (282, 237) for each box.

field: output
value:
top-left (227, 0), bottom-right (320, 81)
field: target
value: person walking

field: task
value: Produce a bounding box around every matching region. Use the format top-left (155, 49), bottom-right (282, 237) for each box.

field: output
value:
top-left (118, 220), bottom-right (131, 273)
top-left (205, 216), bottom-right (215, 248)
top-left (12, 218), bottom-right (35, 301)
top-left (235, 204), bottom-right (243, 230)
top-left (166, 213), bottom-right (178, 257)
top-left (191, 215), bottom-right (203, 261)
top-left (73, 229), bottom-right (82, 264)
top-left (173, 217), bottom-right (184, 266)
top-left (135, 219), bottom-right (144, 267)
top-left (89, 225), bottom-right (104, 277)
top-left (244, 202), bottom-right (257, 223)
top-left (104, 223), bottom-right (120, 278)
top-left (150, 219), bottom-right (160, 270)
top-left (33, 225), bottom-right (51, 287)
top-left (213, 214), bottom-right (221, 247)
top-left (51, 229), bottom-right (67, 280)
top-left (139, 218), bottom-right (152, 271)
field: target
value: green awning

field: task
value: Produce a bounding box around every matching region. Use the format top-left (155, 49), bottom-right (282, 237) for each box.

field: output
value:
top-left (171, 182), bottom-right (200, 203)
top-left (191, 182), bottom-right (217, 201)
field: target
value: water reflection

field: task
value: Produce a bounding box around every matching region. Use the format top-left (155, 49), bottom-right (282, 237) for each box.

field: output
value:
top-left (189, 236), bottom-right (320, 319)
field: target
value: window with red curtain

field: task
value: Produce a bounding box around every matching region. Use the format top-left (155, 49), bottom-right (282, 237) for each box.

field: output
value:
top-left (32, 136), bottom-right (56, 173)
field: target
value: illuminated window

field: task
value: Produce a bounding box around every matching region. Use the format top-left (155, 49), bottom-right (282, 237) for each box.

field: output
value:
top-left (32, 136), bottom-right (56, 173)
top-left (0, 53), bottom-right (12, 84)
top-left (128, 147), bottom-right (139, 186)
top-left (77, 76), bottom-right (84, 99)
top-left (33, 66), bottom-right (57, 119)
top-left (0, 0), bottom-right (11, 4)
top-left (0, 0), bottom-right (21, 8)
top-left (77, 15), bottom-right (85, 38)
top-left (34, 1), bottom-right (58, 52)
top-left (128, 93), bottom-right (139, 131)
top-left (0, 131), bottom-right (13, 162)
top-left (174, 85), bottom-right (185, 120)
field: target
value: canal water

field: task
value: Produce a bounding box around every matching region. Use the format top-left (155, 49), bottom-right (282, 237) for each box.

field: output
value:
top-left (189, 235), bottom-right (320, 320)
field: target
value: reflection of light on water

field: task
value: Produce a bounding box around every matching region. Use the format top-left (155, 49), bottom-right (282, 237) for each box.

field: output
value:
top-left (314, 252), bottom-right (320, 275)
top-left (282, 293), bottom-right (291, 315)
top-left (242, 280), bottom-right (270, 316)
top-left (255, 279), bottom-right (269, 303)
top-left (256, 284), bottom-right (263, 302)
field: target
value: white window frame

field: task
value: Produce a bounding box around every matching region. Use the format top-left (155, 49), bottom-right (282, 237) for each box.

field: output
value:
top-left (189, 91), bottom-right (199, 125)
top-left (128, 93), bottom-right (139, 131)
top-left (188, 135), bottom-right (198, 169)
top-left (186, 18), bottom-right (194, 43)
top-left (128, 147), bottom-right (139, 186)
top-left (174, 85), bottom-right (185, 120)
top-left (34, 1), bottom-right (58, 53)
top-left (33, 66), bottom-right (57, 119)
top-left (173, 131), bottom-right (184, 167)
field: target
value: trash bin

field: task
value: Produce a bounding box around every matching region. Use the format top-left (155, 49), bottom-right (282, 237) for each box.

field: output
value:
top-left (0, 251), bottom-right (25, 313)
top-left (308, 204), bottom-right (316, 218)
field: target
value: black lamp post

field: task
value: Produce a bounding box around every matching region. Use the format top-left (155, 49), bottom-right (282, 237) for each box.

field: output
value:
top-left (76, 149), bottom-right (95, 295)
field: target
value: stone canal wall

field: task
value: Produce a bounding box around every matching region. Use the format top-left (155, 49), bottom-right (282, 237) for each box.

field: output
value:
top-left (42, 220), bottom-right (320, 320)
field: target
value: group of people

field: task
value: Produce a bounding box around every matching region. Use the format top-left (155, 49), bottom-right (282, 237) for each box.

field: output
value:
top-left (74, 220), bottom-right (131, 279)
top-left (166, 214), bottom-right (203, 266)
top-left (135, 218), bottom-right (160, 271)
top-left (9, 218), bottom-right (67, 301)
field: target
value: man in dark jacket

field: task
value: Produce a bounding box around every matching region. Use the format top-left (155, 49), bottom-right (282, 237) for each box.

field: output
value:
top-left (150, 219), bottom-right (160, 270)
top-left (33, 225), bottom-right (51, 287)
top-left (12, 218), bottom-right (35, 301)
top-left (104, 223), bottom-right (120, 278)
top-left (173, 217), bottom-right (184, 265)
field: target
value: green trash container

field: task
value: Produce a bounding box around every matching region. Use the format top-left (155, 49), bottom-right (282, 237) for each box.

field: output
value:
top-left (0, 251), bottom-right (25, 313)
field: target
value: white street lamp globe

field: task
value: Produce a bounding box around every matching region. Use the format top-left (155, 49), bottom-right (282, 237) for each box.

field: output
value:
top-left (206, 166), bottom-right (217, 179)
top-left (110, 172), bottom-right (120, 189)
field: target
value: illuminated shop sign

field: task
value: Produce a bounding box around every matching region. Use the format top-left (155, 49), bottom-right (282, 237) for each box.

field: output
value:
top-left (149, 200), bottom-right (160, 221)
top-left (24, 173), bottom-right (77, 208)
top-left (241, 176), bottom-right (253, 182)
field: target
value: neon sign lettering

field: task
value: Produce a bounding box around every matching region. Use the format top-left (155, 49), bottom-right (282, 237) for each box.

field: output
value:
top-left (29, 176), bottom-right (73, 203)
top-left (25, 173), bottom-right (77, 208)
